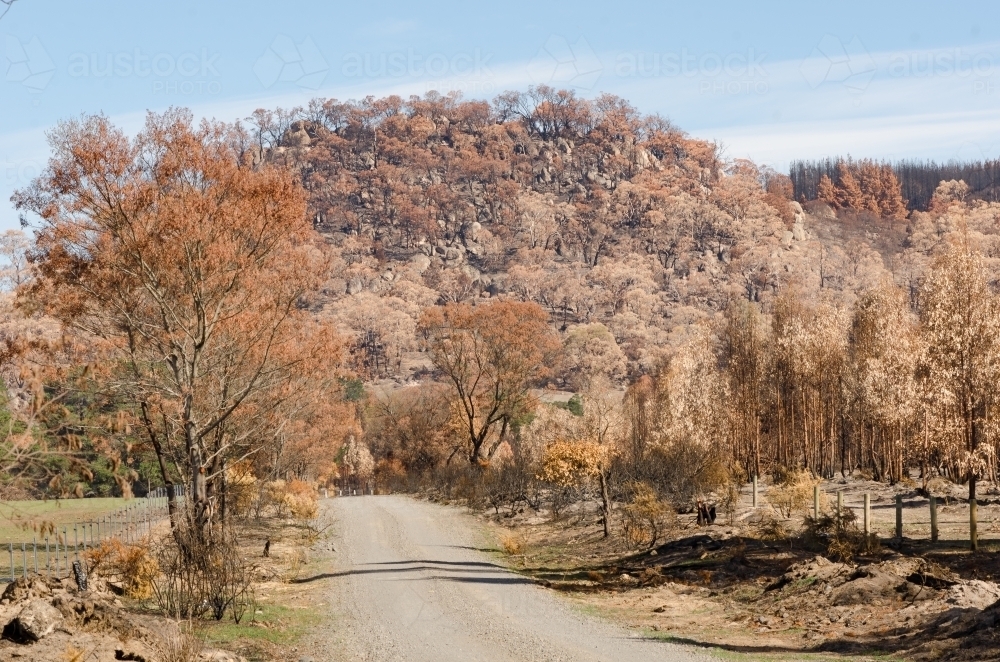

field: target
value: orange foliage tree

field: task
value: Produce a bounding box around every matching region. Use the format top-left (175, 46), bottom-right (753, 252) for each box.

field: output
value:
top-left (418, 301), bottom-right (559, 465)
top-left (14, 110), bottom-right (344, 545)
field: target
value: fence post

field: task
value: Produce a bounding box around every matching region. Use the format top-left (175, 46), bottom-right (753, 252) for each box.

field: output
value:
top-left (895, 495), bottom-right (903, 540)
top-left (837, 490), bottom-right (843, 516)
top-left (970, 496), bottom-right (978, 551)
top-left (930, 496), bottom-right (939, 542)
top-left (20, 543), bottom-right (25, 579)
top-left (8, 543), bottom-right (13, 582)
top-left (45, 537), bottom-right (49, 578)
top-left (32, 537), bottom-right (37, 575)
top-left (63, 528), bottom-right (68, 572)
top-left (752, 474), bottom-right (758, 509)
top-left (863, 493), bottom-right (870, 534)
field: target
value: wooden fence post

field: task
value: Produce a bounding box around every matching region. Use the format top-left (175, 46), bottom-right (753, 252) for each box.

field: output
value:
top-left (895, 495), bottom-right (903, 540)
top-left (863, 493), bottom-right (870, 534)
top-left (752, 475), bottom-right (758, 509)
top-left (970, 497), bottom-right (978, 551)
top-left (930, 496), bottom-right (938, 543)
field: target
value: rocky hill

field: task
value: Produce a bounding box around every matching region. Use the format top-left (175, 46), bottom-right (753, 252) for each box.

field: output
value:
top-left (247, 88), bottom-right (994, 386)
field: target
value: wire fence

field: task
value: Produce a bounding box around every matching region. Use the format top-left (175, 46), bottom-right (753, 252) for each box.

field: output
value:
top-left (0, 485), bottom-right (186, 583)
top-left (332, 478), bottom-right (376, 497)
top-left (748, 476), bottom-right (987, 546)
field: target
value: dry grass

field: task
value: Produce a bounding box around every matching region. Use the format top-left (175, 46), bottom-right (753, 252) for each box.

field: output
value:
top-left (84, 537), bottom-right (159, 599)
top-left (767, 469), bottom-right (826, 517)
top-left (157, 622), bottom-right (204, 662)
top-left (620, 482), bottom-right (674, 549)
top-left (60, 646), bottom-right (86, 662)
top-left (500, 532), bottom-right (526, 555)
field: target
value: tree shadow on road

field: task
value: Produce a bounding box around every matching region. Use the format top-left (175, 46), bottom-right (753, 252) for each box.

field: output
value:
top-left (291, 560), bottom-right (532, 585)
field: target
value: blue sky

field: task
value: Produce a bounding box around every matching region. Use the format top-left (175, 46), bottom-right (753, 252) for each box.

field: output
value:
top-left (2, 0), bottom-right (998, 230)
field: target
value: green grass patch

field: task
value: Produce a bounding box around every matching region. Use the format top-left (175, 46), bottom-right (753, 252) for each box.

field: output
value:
top-left (196, 602), bottom-right (322, 648)
top-left (0, 498), bottom-right (138, 542)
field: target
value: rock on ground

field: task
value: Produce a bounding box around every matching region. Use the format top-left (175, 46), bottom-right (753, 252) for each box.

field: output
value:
top-left (4, 599), bottom-right (63, 642)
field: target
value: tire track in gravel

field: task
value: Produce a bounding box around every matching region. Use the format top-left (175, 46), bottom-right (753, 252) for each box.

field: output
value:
top-left (305, 495), bottom-right (709, 662)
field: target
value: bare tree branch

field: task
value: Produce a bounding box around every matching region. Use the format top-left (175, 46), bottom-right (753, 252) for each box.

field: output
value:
top-left (0, 0), bottom-right (19, 22)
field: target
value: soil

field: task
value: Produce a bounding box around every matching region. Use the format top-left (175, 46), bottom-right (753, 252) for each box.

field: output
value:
top-left (0, 516), bottom-right (327, 662)
top-left (485, 474), bottom-right (1000, 661)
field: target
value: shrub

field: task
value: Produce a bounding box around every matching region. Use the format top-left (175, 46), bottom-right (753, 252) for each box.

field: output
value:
top-left (259, 479), bottom-right (319, 519)
top-left (283, 479), bottom-right (319, 519)
top-left (152, 527), bottom-right (256, 622)
top-left (767, 469), bottom-right (824, 518)
top-left (156, 621), bottom-right (203, 662)
top-left (225, 463), bottom-right (258, 519)
top-left (803, 510), bottom-right (879, 563)
top-left (500, 532), bottom-right (526, 555)
top-left (718, 464), bottom-right (747, 524)
top-left (751, 511), bottom-right (790, 542)
top-left (84, 538), bottom-right (159, 599)
top-left (620, 482), bottom-right (674, 549)
top-left (483, 459), bottom-right (538, 516)
top-left (537, 439), bottom-right (607, 487)
top-left (631, 442), bottom-right (731, 507)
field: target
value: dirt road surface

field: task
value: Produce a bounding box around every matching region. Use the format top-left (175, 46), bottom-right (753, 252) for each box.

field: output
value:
top-left (307, 495), bottom-right (708, 662)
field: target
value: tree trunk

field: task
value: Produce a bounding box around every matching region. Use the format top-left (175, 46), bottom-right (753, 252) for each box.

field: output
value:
top-left (599, 471), bottom-right (611, 538)
top-left (970, 476), bottom-right (978, 552)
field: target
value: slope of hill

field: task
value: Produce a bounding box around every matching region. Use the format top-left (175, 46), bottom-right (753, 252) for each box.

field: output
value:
top-left (251, 88), bottom-right (954, 387)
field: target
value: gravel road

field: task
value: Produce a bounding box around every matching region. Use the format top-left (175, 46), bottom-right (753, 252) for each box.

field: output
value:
top-left (307, 495), bottom-right (707, 662)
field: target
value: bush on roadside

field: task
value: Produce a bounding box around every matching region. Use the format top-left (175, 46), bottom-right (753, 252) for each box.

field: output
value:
top-left (620, 482), bottom-right (674, 549)
top-left (482, 458), bottom-right (539, 517)
top-left (84, 538), bottom-right (159, 599)
top-left (803, 509), bottom-right (879, 563)
top-left (768, 469), bottom-right (824, 518)
top-left (751, 510), bottom-right (791, 542)
top-left (259, 478), bottom-right (319, 519)
top-left (283, 479), bottom-right (319, 519)
top-left (152, 526), bottom-right (257, 623)
top-left (225, 463), bottom-right (258, 520)
top-left (500, 532), bottom-right (526, 555)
